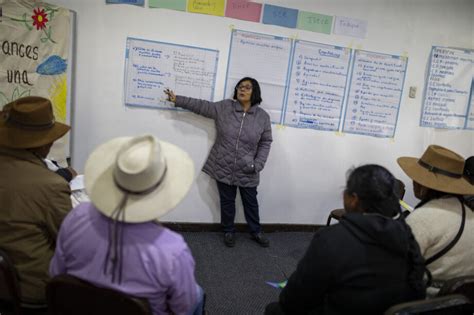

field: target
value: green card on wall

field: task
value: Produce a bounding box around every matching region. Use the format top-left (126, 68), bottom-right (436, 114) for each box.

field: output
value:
top-left (297, 11), bottom-right (333, 34)
top-left (149, 0), bottom-right (186, 11)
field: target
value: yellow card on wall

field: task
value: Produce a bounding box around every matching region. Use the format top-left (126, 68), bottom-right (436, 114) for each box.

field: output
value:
top-left (188, 0), bottom-right (225, 16)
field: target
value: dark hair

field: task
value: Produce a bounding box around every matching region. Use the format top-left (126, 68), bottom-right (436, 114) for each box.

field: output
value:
top-left (345, 164), bottom-right (401, 217)
top-left (233, 77), bottom-right (262, 106)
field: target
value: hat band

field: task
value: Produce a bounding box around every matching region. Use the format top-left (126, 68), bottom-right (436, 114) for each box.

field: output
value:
top-left (113, 165), bottom-right (168, 196)
top-left (418, 160), bottom-right (462, 179)
top-left (6, 114), bottom-right (55, 130)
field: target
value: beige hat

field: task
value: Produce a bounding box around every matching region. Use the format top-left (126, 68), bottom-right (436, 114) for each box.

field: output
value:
top-left (398, 145), bottom-right (474, 195)
top-left (84, 135), bottom-right (194, 223)
top-left (0, 96), bottom-right (70, 148)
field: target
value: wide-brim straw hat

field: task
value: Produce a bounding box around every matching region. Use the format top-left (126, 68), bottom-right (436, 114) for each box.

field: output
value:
top-left (398, 145), bottom-right (474, 195)
top-left (84, 135), bottom-right (194, 223)
top-left (0, 96), bottom-right (70, 148)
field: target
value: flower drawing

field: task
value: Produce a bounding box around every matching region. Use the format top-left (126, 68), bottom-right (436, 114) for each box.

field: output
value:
top-left (32, 8), bottom-right (49, 30)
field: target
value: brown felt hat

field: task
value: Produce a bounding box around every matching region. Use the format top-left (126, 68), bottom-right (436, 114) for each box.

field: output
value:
top-left (0, 96), bottom-right (70, 149)
top-left (398, 145), bottom-right (474, 195)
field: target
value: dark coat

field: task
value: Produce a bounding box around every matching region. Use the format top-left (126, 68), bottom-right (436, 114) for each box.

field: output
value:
top-left (277, 213), bottom-right (426, 315)
top-left (0, 147), bottom-right (72, 303)
top-left (175, 96), bottom-right (272, 187)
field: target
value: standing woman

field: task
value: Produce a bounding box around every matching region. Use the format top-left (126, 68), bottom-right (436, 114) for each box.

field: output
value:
top-left (164, 77), bottom-right (273, 247)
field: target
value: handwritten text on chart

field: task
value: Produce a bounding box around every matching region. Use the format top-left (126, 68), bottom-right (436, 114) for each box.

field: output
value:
top-left (124, 38), bottom-right (218, 109)
top-left (343, 51), bottom-right (407, 137)
top-left (421, 47), bottom-right (473, 129)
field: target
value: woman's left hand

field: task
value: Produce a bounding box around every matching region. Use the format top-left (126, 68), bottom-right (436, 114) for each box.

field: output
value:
top-left (243, 163), bottom-right (256, 174)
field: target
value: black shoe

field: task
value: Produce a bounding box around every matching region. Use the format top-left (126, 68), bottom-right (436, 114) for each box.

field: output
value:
top-left (224, 232), bottom-right (235, 247)
top-left (251, 232), bottom-right (270, 247)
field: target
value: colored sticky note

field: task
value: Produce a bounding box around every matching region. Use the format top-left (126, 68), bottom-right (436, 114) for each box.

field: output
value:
top-left (149, 0), bottom-right (186, 11)
top-left (262, 4), bottom-right (298, 29)
top-left (187, 0), bottom-right (225, 17)
top-left (225, 0), bottom-right (262, 22)
top-left (297, 11), bottom-right (333, 34)
top-left (333, 16), bottom-right (368, 38)
top-left (106, 0), bottom-right (144, 5)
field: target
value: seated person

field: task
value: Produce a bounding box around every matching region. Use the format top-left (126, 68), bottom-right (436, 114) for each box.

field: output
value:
top-left (50, 135), bottom-right (204, 315)
top-left (44, 158), bottom-right (77, 183)
top-left (398, 145), bottom-right (474, 283)
top-left (0, 96), bottom-right (72, 304)
top-left (463, 156), bottom-right (474, 209)
top-left (265, 165), bottom-right (426, 315)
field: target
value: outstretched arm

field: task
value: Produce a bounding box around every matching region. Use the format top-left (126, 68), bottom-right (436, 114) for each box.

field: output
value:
top-left (164, 88), bottom-right (222, 120)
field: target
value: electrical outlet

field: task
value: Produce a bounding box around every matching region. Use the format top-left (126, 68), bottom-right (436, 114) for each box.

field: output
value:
top-left (409, 86), bottom-right (417, 98)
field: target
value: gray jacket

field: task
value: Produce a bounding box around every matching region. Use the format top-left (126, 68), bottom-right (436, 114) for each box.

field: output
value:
top-left (175, 96), bottom-right (272, 187)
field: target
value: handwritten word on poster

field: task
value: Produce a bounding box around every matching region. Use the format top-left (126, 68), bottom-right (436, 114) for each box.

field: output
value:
top-left (224, 30), bottom-right (292, 123)
top-left (284, 41), bottom-right (351, 131)
top-left (421, 47), bottom-right (473, 129)
top-left (124, 37), bottom-right (219, 109)
top-left (187, 0), bottom-right (225, 16)
top-left (149, 0), bottom-right (186, 11)
top-left (333, 16), bottom-right (368, 39)
top-left (225, 0), bottom-right (262, 23)
top-left (297, 11), bottom-right (333, 35)
top-left (342, 50), bottom-right (407, 138)
top-left (262, 4), bottom-right (298, 29)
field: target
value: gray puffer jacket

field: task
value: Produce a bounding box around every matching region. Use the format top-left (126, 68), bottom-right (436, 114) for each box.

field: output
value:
top-left (175, 96), bottom-right (272, 187)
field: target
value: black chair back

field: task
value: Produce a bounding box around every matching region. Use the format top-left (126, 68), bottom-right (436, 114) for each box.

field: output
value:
top-left (438, 275), bottom-right (474, 302)
top-left (46, 274), bottom-right (152, 315)
top-left (384, 294), bottom-right (473, 315)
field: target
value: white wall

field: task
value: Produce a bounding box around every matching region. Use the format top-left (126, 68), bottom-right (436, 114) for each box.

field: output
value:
top-left (47, 0), bottom-right (473, 224)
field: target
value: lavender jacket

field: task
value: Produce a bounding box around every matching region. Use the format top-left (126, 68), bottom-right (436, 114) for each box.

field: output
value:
top-left (176, 96), bottom-right (272, 187)
top-left (50, 202), bottom-right (198, 315)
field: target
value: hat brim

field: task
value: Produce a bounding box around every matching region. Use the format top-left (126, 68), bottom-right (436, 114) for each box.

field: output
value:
top-left (85, 137), bottom-right (195, 223)
top-left (0, 120), bottom-right (70, 148)
top-left (398, 156), bottom-right (474, 195)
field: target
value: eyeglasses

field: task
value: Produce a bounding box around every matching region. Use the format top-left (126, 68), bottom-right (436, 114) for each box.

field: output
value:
top-left (237, 84), bottom-right (252, 91)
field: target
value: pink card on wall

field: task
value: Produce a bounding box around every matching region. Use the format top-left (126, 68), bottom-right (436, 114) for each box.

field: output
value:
top-left (225, 0), bottom-right (262, 22)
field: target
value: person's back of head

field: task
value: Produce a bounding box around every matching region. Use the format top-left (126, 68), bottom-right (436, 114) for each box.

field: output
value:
top-left (463, 156), bottom-right (474, 210)
top-left (464, 156), bottom-right (474, 185)
top-left (344, 164), bottom-right (401, 217)
top-left (0, 96), bottom-right (70, 157)
top-left (84, 134), bottom-right (195, 283)
top-left (398, 145), bottom-right (474, 209)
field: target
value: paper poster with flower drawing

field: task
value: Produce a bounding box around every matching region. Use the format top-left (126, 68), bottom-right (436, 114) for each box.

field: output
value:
top-left (0, 0), bottom-right (71, 159)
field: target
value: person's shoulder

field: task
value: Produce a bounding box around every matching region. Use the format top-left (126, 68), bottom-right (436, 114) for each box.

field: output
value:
top-left (159, 227), bottom-right (188, 247)
top-left (312, 224), bottom-right (349, 246)
top-left (67, 202), bottom-right (95, 220)
top-left (254, 105), bottom-right (271, 119)
top-left (411, 198), bottom-right (461, 216)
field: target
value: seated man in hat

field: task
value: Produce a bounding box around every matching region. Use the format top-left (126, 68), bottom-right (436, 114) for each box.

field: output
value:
top-left (398, 145), bottom-right (474, 285)
top-left (50, 135), bottom-right (204, 315)
top-left (0, 96), bottom-right (72, 304)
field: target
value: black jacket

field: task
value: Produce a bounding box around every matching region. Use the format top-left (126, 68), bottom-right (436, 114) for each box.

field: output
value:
top-left (278, 213), bottom-right (426, 315)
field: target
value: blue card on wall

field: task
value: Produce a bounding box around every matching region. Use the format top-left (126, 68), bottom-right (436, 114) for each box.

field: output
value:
top-left (262, 4), bottom-right (298, 29)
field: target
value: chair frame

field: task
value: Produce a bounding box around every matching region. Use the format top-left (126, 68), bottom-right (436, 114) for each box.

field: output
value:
top-left (46, 274), bottom-right (153, 315)
top-left (384, 294), bottom-right (473, 315)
